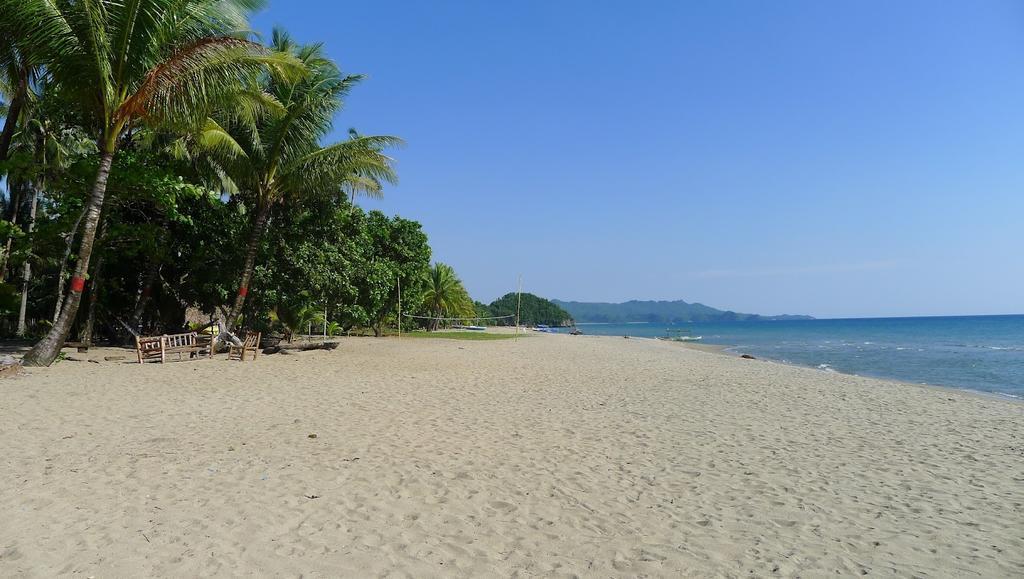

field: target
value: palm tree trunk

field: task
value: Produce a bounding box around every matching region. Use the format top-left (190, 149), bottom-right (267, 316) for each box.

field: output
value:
top-left (22, 150), bottom-right (114, 367)
top-left (0, 182), bottom-right (24, 281)
top-left (130, 261), bottom-right (160, 333)
top-left (225, 202), bottom-right (271, 332)
top-left (0, 70), bottom-right (27, 162)
top-left (15, 184), bottom-right (40, 337)
top-left (79, 253), bottom-right (104, 349)
top-left (52, 206), bottom-right (88, 324)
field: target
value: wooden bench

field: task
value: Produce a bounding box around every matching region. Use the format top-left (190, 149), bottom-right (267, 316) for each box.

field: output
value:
top-left (228, 331), bottom-right (261, 361)
top-left (135, 332), bottom-right (213, 363)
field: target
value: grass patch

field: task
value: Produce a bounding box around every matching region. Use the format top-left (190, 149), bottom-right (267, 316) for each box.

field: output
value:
top-left (397, 331), bottom-right (526, 341)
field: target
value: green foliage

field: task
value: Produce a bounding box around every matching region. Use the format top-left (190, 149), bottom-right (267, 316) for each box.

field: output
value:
top-left (274, 296), bottom-right (325, 341)
top-left (420, 263), bottom-right (475, 330)
top-left (0, 13), bottom-right (427, 344)
top-left (0, 283), bottom-right (20, 316)
top-left (489, 293), bottom-right (573, 327)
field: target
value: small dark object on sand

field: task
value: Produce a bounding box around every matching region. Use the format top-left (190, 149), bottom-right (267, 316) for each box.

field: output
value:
top-left (88, 359), bottom-right (100, 364)
top-left (740, 354), bottom-right (756, 359)
top-left (104, 355), bottom-right (125, 361)
top-left (308, 433), bottom-right (318, 439)
top-left (570, 329), bottom-right (583, 335)
top-left (304, 494), bottom-right (321, 499)
top-left (623, 336), bottom-right (630, 339)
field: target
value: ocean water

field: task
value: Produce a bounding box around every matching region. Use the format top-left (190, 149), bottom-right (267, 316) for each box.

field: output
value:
top-left (556, 315), bottom-right (1024, 398)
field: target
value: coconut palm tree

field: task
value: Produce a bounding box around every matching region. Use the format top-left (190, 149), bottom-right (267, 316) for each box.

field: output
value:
top-left (2, 0), bottom-right (299, 366)
top-left (421, 263), bottom-right (475, 331)
top-left (197, 29), bottom-right (401, 335)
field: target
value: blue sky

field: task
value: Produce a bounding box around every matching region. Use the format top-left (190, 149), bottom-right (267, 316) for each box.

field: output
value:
top-left (252, 1), bottom-right (1024, 319)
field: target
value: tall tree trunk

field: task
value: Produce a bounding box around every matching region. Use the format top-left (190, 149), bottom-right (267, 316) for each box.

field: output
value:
top-left (15, 184), bottom-right (40, 337)
top-left (0, 182), bottom-right (24, 280)
top-left (130, 261), bottom-right (160, 333)
top-left (0, 70), bottom-right (27, 162)
top-left (52, 207), bottom-right (88, 324)
top-left (225, 202), bottom-right (271, 333)
top-left (79, 253), bottom-right (104, 349)
top-left (22, 150), bottom-right (114, 367)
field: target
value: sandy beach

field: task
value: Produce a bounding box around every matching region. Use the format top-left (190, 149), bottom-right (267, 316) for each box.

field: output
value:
top-left (1, 333), bottom-right (1021, 577)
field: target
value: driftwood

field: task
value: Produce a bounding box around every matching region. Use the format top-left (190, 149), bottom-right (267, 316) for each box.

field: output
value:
top-left (262, 341), bottom-right (340, 355)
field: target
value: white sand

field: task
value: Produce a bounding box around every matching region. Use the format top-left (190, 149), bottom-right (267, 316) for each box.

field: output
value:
top-left (1, 333), bottom-right (1021, 577)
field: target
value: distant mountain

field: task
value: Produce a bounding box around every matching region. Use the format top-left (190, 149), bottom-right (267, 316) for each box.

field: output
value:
top-left (552, 299), bottom-right (813, 324)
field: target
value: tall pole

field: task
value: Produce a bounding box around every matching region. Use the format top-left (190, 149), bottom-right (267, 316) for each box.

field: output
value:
top-left (514, 275), bottom-right (522, 341)
top-left (397, 276), bottom-right (402, 339)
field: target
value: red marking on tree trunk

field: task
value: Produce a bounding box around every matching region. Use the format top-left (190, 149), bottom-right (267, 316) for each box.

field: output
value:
top-left (70, 277), bottom-right (86, 292)
top-left (238, 286), bottom-right (248, 297)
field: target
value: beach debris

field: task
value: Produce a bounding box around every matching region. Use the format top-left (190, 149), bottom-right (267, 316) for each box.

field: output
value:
top-left (262, 341), bottom-right (340, 355)
top-left (308, 433), bottom-right (318, 439)
top-left (88, 359), bottom-right (100, 364)
top-left (623, 336), bottom-right (630, 339)
top-left (104, 355), bottom-right (126, 361)
top-left (0, 362), bottom-right (22, 378)
top-left (741, 354), bottom-right (756, 359)
top-left (304, 494), bottom-right (321, 499)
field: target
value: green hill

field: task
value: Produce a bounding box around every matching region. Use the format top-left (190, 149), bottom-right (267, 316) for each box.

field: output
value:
top-left (488, 293), bottom-right (573, 326)
top-left (552, 299), bottom-right (812, 324)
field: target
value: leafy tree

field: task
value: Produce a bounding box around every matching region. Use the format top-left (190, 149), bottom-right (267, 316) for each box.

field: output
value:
top-left (489, 292), bottom-right (573, 327)
top-left (4, 0), bottom-right (297, 366)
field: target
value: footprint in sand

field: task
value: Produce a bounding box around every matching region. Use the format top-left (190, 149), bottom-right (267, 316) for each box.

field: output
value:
top-left (488, 500), bottom-right (517, 513)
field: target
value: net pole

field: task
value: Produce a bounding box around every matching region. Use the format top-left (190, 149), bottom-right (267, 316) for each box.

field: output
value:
top-left (515, 275), bottom-right (522, 341)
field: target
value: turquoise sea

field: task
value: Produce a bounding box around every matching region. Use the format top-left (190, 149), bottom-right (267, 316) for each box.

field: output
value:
top-left (555, 315), bottom-right (1024, 398)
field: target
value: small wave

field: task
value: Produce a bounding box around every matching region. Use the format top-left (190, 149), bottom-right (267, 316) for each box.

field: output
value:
top-left (950, 343), bottom-right (1024, 351)
top-left (817, 363), bottom-right (837, 373)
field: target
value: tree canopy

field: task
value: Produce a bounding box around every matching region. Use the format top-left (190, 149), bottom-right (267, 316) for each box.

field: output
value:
top-left (0, 3), bottom-right (492, 360)
top-left (488, 293), bottom-right (573, 327)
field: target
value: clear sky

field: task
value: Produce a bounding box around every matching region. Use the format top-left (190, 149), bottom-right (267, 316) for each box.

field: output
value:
top-left (251, 1), bottom-right (1024, 319)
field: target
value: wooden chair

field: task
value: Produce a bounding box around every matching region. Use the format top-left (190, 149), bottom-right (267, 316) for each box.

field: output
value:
top-left (228, 331), bottom-right (261, 361)
top-left (136, 335), bottom-right (164, 363)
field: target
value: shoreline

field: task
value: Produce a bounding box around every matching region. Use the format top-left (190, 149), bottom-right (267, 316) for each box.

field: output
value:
top-left (565, 332), bottom-right (1024, 405)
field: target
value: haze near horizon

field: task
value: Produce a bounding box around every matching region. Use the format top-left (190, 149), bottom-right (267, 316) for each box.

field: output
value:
top-left (253, 1), bottom-right (1024, 319)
